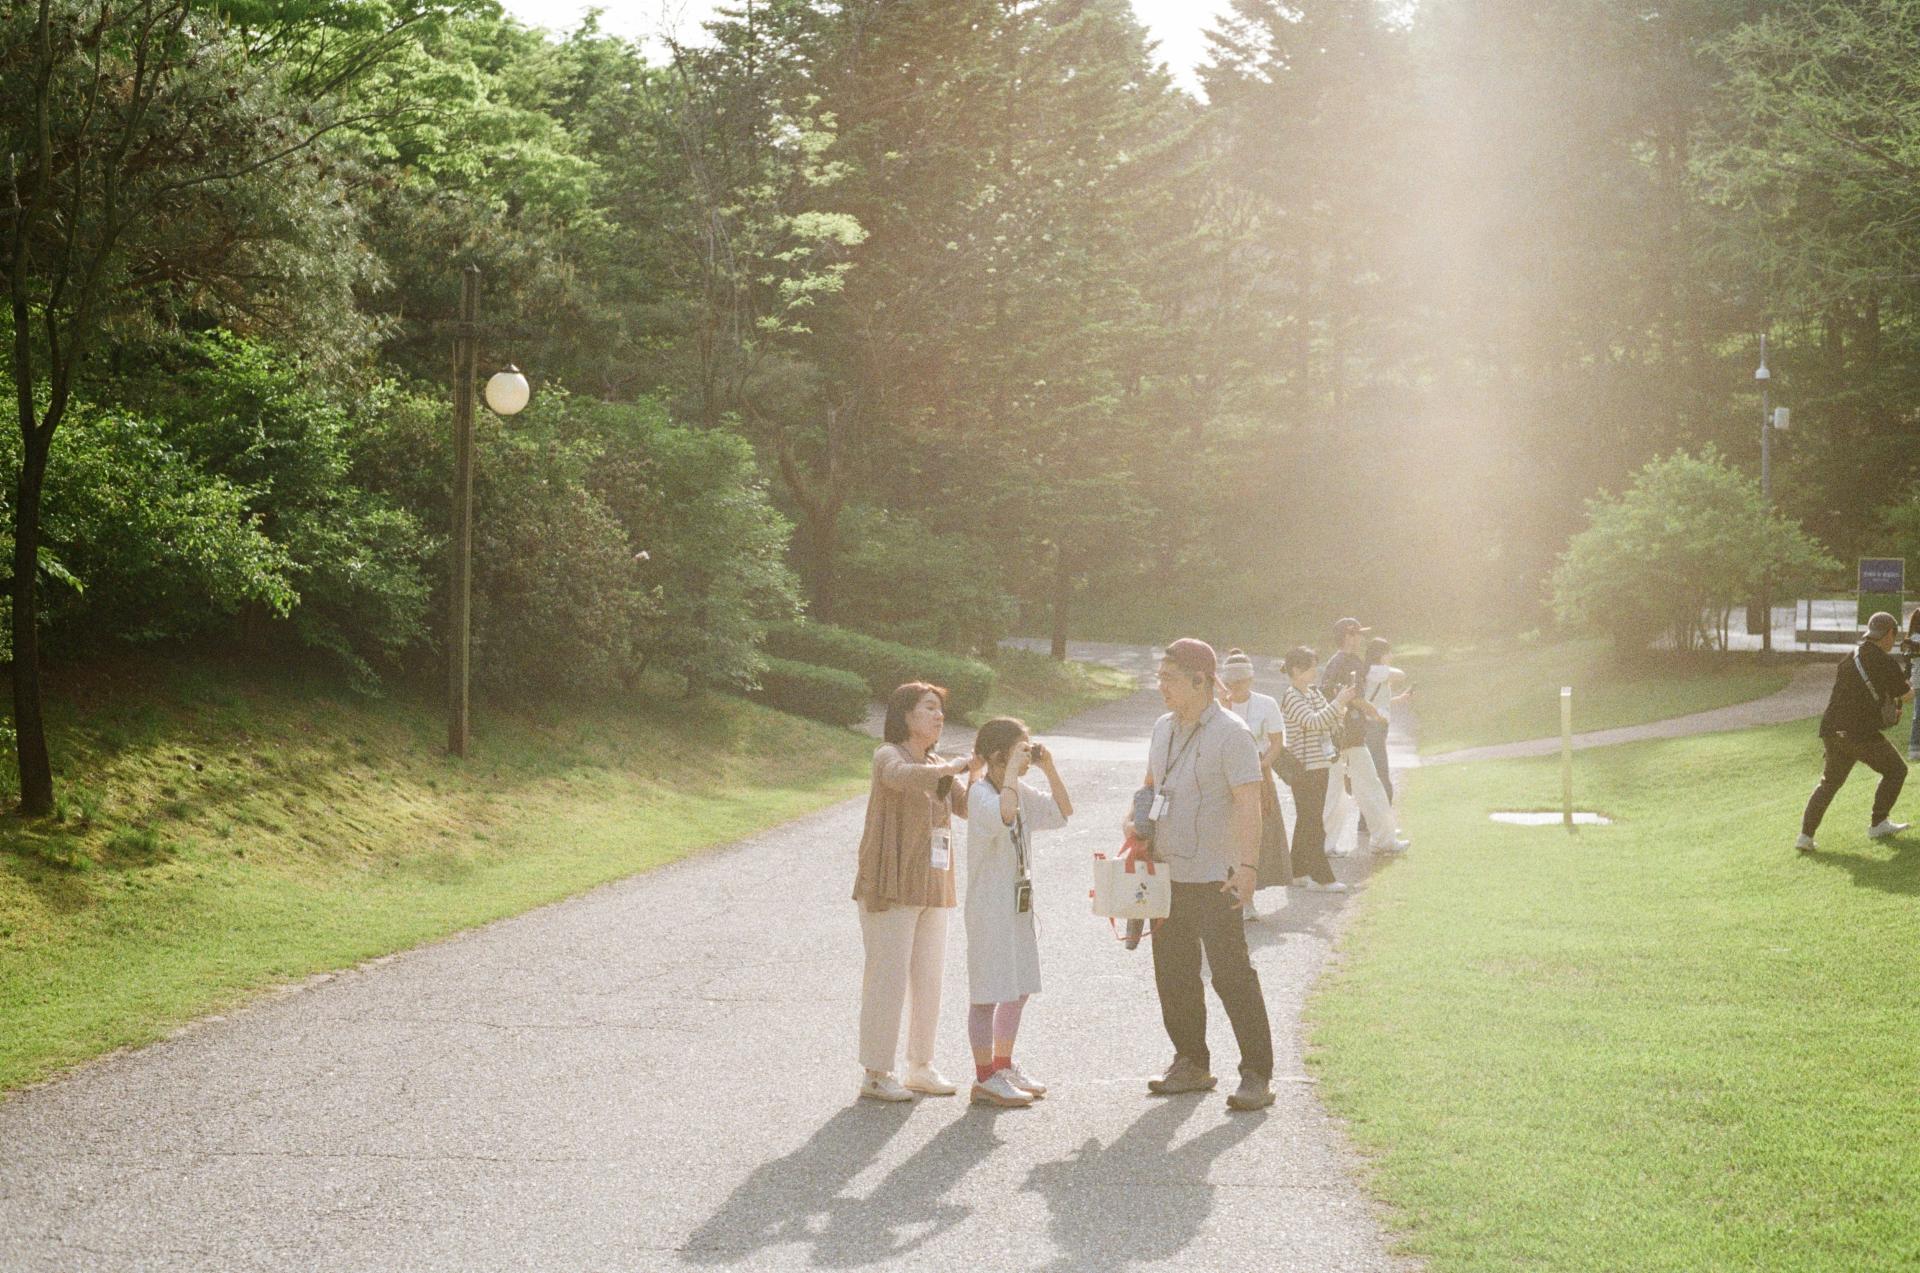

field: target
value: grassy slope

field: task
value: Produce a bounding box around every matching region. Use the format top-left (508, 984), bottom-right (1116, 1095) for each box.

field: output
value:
top-left (0, 649), bottom-right (1135, 1094)
top-left (1399, 637), bottom-right (1794, 755)
top-left (981, 647), bottom-right (1137, 731)
top-left (1312, 723), bottom-right (1920, 1271)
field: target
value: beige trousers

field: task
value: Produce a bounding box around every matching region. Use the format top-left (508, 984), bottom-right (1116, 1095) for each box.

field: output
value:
top-left (857, 903), bottom-right (949, 1074)
top-left (1324, 744), bottom-right (1399, 851)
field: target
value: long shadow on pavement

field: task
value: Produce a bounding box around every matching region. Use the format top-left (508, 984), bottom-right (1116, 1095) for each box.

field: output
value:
top-left (680, 1103), bottom-right (911, 1264)
top-left (1023, 1097), bottom-right (1262, 1272)
top-left (1244, 891), bottom-right (1348, 952)
top-left (682, 1102), bottom-right (1008, 1267)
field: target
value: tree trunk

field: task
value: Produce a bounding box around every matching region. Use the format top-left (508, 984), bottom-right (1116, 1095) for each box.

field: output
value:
top-left (12, 436), bottom-right (53, 815)
top-left (804, 505), bottom-right (840, 624)
top-left (1050, 545), bottom-right (1070, 661)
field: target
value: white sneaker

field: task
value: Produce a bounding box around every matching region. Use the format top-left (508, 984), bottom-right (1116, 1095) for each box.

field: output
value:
top-left (1868, 820), bottom-right (1911, 840)
top-left (1002, 1063), bottom-right (1048, 1098)
top-left (1371, 838), bottom-right (1410, 854)
top-left (903, 1064), bottom-right (957, 1096)
top-left (1795, 833), bottom-right (1817, 854)
top-left (859, 1072), bottom-right (912, 1103)
top-left (1326, 845), bottom-right (1352, 858)
top-left (970, 1071), bottom-right (1034, 1107)
top-left (1305, 879), bottom-right (1349, 893)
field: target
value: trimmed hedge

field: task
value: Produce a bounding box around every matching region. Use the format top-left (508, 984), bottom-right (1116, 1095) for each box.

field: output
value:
top-left (747, 657), bottom-right (871, 727)
top-left (765, 621), bottom-right (995, 717)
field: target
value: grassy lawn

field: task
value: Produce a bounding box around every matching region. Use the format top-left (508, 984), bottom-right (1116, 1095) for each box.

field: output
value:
top-left (0, 650), bottom-right (1130, 1095)
top-left (1399, 636), bottom-right (1794, 754)
top-left (983, 646), bottom-right (1138, 730)
top-left (1311, 722), bottom-right (1920, 1271)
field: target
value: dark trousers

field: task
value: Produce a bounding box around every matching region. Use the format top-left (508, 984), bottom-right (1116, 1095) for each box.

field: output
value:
top-left (1152, 882), bottom-right (1274, 1080)
top-left (1284, 766), bottom-right (1337, 884)
top-left (1802, 732), bottom-right (1908, 835)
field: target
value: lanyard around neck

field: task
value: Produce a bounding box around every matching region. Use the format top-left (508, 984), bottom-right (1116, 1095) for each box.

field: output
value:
top-left (1160, 710), bottom-right (1206, 785)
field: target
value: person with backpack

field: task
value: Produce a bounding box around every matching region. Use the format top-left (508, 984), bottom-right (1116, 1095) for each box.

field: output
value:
top-left (1797, 611), bottom-right (1914, 852)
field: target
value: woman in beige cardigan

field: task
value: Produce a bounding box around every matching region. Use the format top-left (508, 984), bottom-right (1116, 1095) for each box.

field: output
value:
top-left (853, 681), bottom-right (974, 1102)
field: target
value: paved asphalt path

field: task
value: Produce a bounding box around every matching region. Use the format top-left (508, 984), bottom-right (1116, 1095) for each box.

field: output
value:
top-left (1, 654), bottom-right (1417, 1272)
top-left (1419, 660), bottom-right (1832, 767)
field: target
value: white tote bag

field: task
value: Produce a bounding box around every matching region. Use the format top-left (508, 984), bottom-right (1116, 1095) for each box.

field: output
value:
top-left (1090, 853), bottom-right (1172, 920)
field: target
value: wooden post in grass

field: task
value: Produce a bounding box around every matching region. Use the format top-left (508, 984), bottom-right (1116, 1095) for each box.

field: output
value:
top-left (1561, 686), bottom-right (1574, 832)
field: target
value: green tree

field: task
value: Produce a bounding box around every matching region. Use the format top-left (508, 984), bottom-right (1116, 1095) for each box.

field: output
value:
top-left (1551, 449), bottom-right (1837, 651)
top-left (0, 0), bottom-right (409, 812)
top-left (1693, 0), bottom-right (1920, 556)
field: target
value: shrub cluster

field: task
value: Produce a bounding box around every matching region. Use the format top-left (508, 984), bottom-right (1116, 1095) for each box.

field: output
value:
top-left (747, 658), bottom-right (870, 727)
top-left (827, 505), bottom-right (1017, 654)
top-left (764, 620), bottom-right (995, 717)
top-left (5, 335), bottom-right (801, 699)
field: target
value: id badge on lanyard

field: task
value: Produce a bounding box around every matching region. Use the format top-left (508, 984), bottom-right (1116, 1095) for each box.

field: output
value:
top-left (930, 828), bottom-right (952, 872)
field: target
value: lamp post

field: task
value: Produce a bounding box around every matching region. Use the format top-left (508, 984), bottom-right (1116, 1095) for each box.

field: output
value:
top-left (447, 264), bottom-right (530, 757)
top-left (1754, 335), bottom-right (1786, 654)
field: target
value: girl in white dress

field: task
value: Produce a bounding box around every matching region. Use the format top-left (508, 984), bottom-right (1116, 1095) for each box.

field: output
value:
top-left (964, 717), bottom-right (1072, 1107)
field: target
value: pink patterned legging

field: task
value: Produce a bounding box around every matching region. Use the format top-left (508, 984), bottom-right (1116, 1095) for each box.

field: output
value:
top-left (967, 995), bottom-right (1029, 1063)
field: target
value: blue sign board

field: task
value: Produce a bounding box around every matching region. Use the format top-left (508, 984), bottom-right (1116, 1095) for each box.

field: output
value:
top-left (1859, 558), bottom-right (1906, 594)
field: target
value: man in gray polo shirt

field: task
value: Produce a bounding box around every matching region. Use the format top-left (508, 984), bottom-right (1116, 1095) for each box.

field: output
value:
top-left (1142, 637), bottom-right (1275, 1111)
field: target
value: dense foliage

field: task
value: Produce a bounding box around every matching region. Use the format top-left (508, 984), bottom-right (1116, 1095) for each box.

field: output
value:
top-left (1551, 451), bottom-right (1838, 652)
top-left (764, 621), bottom-right (996, 719)
top-left (5, 0), bottom-right (1917, 804)
top-left (747, 657), bottom-right (871, 727)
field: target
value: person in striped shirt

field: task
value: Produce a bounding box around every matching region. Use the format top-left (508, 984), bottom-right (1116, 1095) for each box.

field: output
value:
top-left (1279, 646), bottom-right (1354, 892)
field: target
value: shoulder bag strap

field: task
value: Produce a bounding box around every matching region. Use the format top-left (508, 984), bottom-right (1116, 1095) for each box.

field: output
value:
top-left (1854, 647), bottom-right (1884, 704)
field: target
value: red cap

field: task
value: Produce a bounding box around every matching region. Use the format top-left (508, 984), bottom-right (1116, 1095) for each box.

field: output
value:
top-left (1162, 637), bottom-right (1218, 686)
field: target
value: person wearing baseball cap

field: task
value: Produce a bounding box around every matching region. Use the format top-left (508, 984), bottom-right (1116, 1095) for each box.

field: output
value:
top-left (1798, 611), bottom-right (1914, 852)
top-left (1140, 637), bottom-right (1275, 1110)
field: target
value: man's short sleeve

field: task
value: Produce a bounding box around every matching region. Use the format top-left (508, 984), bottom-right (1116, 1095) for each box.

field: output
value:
top-left (1220, 720), bottom-right (1262, 789)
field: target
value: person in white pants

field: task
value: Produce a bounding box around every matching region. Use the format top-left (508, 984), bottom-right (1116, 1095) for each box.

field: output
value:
top-left (851, 682), bottom-right (973, 1102)
top-left (1318, 617), bottom-right (1409, 856)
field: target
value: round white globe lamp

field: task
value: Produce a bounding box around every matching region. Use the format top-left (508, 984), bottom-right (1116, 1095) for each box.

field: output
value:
top-left (485, 365), bottom-right (531, 417)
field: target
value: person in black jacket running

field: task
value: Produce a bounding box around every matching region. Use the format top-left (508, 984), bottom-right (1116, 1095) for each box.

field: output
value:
top-left (1798, 611), bottom-right (1915, 852)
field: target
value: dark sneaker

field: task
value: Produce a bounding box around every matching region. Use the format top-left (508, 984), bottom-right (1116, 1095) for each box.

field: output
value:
top-left (1147, 1056), bottom-right (1217, 1095)
top-left (1226, 1071), bottom-right (1274, 1111)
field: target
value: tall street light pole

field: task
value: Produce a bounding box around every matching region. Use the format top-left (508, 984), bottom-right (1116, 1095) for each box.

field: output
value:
top-left (449, 265), bottom-right (480, 756)
top-left (447, 264), bottom-right (532, 758)
top-left (1756, 335), bottom-right (1773, 654)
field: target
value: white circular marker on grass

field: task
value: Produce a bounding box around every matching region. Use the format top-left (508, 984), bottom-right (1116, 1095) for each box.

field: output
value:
top-left (1489, 811), bottom-right (1614, 826)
